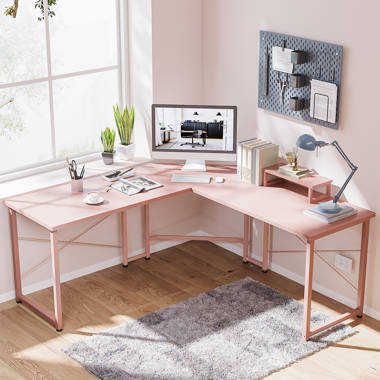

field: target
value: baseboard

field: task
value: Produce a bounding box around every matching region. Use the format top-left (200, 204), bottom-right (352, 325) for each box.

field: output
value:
top-left (211, 239), bottom-right (380, 322)
top-left (0, 237), bottom-right (187, 304)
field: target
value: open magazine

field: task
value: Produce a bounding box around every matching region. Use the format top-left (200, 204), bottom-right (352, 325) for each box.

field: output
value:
top-left (111, 176), bottom-right (163, 196)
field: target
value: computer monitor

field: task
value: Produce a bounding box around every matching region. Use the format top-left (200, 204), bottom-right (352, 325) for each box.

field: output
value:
top-left (152, 104), bottom-right (237, 170)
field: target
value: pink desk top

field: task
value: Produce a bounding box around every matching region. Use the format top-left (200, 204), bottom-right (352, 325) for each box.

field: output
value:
top-left (4, 163), bottom-right (375, 241)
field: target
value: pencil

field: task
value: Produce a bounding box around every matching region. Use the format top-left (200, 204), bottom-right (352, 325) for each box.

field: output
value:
top-left (79, 164), bottom-right (85, 179)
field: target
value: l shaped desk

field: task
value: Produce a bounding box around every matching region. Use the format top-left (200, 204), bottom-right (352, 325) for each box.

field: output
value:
top-left (4, 162), bottom-right (375, 340)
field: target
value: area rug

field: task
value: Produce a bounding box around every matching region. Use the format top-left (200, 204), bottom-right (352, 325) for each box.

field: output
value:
top-left (63, 277), bottom-right (355, 379)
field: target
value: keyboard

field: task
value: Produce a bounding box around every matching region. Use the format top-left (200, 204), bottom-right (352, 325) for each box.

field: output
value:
top-left (171, 174), bottom-right (211, 184)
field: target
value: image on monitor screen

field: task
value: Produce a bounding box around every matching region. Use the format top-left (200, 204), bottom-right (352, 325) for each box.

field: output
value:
top-left (152, 104), bottom-right (237, 153)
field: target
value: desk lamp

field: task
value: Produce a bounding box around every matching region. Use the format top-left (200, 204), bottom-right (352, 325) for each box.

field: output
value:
top-left (296, 134), bottom-right (358, 214)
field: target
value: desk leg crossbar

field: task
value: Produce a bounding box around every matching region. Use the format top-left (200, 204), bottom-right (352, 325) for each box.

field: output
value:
top-left (148, 212), bottom-right (268, 270)
top-left (9, 209), bottom-right (64, 331)
top-left (304, 222), bottom-right (369, 340)
top-left (262, 219), bottom-right (371, 340)
top-left (8, 210), bottom-right (126, 332)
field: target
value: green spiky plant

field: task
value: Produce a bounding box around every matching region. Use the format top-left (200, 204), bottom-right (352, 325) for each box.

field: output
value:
top-left (113, 104), bottom-right (135, 146)
top-left (101, 127), bottom-right (115, 153)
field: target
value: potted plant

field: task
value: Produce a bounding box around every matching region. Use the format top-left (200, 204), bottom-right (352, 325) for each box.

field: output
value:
top-left (114, 104), bottom-right (135, 160)
top-left (101, 127), bottom-right (116, 165)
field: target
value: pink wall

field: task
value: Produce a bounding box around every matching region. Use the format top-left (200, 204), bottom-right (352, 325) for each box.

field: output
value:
top-left (152, 0), bottom-right (203, 104)
top-left (201, 0), bottom-right (380, 318)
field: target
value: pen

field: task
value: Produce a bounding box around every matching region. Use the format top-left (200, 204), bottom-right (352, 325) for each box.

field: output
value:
top-left (119, 167), bottom-right (133, 176)
top-left (80, 164), bottom-right (85, 179)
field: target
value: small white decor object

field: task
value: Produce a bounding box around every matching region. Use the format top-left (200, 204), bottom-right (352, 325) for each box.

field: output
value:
top-left (116, 143), bottom-right (135, 161)
top-left (83, 191), bottom-right (104, 205)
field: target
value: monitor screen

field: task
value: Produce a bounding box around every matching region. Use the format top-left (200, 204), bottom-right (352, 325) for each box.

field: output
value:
top-left (152, 104), bottom-right (237, 154)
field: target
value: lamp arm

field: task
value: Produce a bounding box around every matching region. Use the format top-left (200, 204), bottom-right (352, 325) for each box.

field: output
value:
top-left (333, 167), bottom-right (357, 204)
top-left (331, 141), bottom-right (357, 171)
top-left (330, 141), bottom-right (358, 204)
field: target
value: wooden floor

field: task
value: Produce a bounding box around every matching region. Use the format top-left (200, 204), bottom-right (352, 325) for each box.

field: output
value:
top-left (0, 241), bottom-right (380, 379)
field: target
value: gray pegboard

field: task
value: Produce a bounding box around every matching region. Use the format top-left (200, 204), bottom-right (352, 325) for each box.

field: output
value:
top-left (258, 31), bottom-right (343, 129)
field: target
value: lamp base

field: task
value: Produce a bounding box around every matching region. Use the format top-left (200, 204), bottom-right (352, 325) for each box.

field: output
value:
top-left (304, 202), bottom-right (357, 223)
top-left (316, 201), bottom-right (342, 214)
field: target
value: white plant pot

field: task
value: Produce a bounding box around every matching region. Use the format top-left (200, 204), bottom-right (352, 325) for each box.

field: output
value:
top-left (117, 143), bottom-right (135, 161)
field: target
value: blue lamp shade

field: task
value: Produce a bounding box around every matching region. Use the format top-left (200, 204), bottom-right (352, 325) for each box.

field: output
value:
top-left (296, 134), bottom-right (328, 151)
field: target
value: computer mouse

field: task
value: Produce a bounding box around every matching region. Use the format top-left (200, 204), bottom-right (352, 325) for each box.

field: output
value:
top-left (215, 177), bottom-right (224, 183)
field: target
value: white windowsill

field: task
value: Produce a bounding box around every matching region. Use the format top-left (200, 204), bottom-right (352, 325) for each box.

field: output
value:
top-left (0, 156), bottom-right (151, 200)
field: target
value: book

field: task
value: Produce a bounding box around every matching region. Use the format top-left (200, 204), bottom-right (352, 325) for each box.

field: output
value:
top-left (279, 164), bottom-right (310, 175)
top-left (237, 138), bottom-right (279, 185)
top-left (249, 142), bottom-right (271, 184)
top-left (306, 203), bottom-right (354, 217)
top-left (241, 139), bottom-right (263, 182)
top-left (243, 140), bottom-right (267, 183)
top-left (303, 204), bottom-right (357, 223)
top-left (278, 164), bottom-right (313, 178)
top-left (111, 176), bottom-right (163, 196)
top-left (255, 144), bottom-right (279, 185)
top-left (243, 139), bottom-right (259, 181)
top-left (279, 171), bottom-right (314, 179)
top-left (237, 138), bottom-right (257, 179)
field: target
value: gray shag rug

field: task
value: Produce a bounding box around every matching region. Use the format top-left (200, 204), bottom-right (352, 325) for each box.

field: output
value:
top-left (63, 277), bottom-right (355, 379)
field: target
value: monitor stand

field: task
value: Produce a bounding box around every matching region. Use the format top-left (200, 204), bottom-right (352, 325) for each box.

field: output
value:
top-left (181, 160), bottom-right (206, 172)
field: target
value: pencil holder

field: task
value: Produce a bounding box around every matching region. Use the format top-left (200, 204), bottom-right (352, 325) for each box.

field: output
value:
top-left (290, 73), bottom-right (306, 88)
top-left (71, 179), bottom-right (83, 193)
top-left (291, 50), bottom-right (307, 65)
top-left (289, 97), bottom-right (305, 111)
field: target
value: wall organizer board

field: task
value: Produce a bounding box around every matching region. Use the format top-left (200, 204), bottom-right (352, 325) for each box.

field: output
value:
top-left (258, 30), bottom-right (343, 130)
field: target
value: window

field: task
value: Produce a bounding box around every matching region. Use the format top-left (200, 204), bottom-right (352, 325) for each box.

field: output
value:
top-left (0, 0), bottom-right (124, 176)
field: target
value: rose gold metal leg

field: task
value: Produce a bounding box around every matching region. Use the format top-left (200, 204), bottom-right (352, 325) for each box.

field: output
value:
top-left (145, 204), bottom-right (150, 260)
top-left (17, 294), bottom-right (57, 327)
top-left (9, 209), bottom-right (22, 302)
top-left (327, 183), bottom-right (332, 198)
top-left (242, 214), bottom-right (249, 263)
top-left (303, 240), bottom-right (314, 340)
top-left (357, 220), bottom-right (370, 317)
top-left (269, 225), bottom-right (274, 265)
top-left (262, 222), bottom-right (269, 272)
top-left (309, 310), bottom-right (359, 337)
top-left (308, 187), bottom-right (313, 204)
top-left (8, 209), bottom-right (63, 331)
top-left (295, 226), bottom-right (371, 340)
top-left (121, 211), bottom-right (128, 267)
top-left (50, 231), bottom-right (63, 331)
top-left (263, 171), bottom-right (268, 186)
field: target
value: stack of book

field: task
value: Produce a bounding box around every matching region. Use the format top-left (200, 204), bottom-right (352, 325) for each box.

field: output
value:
top-left (278, 164), bottom-right (314, 179)
top-left (304, 204), bottom-right (357, 223)
top-left (237, 138), bottom-right (279, 185)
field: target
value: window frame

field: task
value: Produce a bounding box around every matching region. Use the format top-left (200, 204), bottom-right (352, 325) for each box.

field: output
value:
top-left (0, 0), bottom-right (128, 179)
